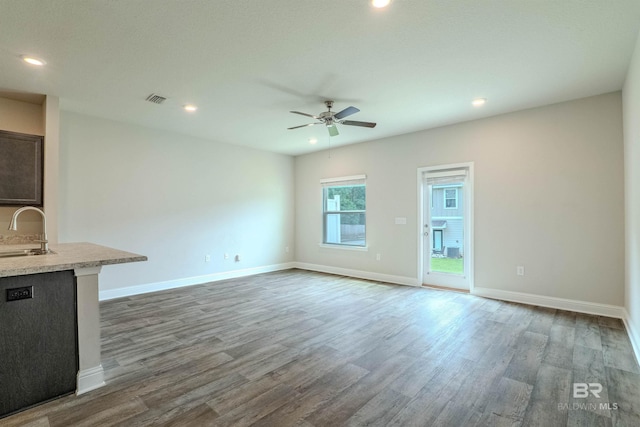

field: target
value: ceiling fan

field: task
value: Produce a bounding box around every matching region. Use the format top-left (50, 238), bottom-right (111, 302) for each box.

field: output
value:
top-left (287, 100), bottom-right (376, 137)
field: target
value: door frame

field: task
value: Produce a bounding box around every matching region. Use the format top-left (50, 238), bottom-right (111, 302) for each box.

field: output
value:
top-left (417, 162), bottom-right (474, 291)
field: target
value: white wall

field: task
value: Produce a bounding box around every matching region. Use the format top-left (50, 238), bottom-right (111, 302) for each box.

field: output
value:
top-left (295, 92), bottom-right (624, 306)
top-left (43, 96), bottom-right (60, 245)
top-left (623, 31), bottom-right (640, 356)
top-left (59, 111), bottom-right (294, 292)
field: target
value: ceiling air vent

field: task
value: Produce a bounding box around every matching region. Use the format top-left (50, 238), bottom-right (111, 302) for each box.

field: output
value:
top-left (145, 94), bottom-right (167, 104)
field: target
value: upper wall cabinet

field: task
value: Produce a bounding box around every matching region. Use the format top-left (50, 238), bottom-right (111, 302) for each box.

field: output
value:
top-left (0, 130), bottom-right (43, 207)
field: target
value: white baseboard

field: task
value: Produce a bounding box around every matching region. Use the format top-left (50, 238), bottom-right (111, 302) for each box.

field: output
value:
top-left (293, 262), bottom-right (420, 287)
top-left (623, 309), bottom-right (640, 367)
top-left (472, 286), bottom-right (625, 318)
top-left (76, 365), bottom-right (105, 395)
top-left (99, 262), bottom-right (296, 301)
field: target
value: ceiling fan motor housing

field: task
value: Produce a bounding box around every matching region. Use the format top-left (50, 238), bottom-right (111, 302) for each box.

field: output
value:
top-left (321, 102), bottom-right (336, 126)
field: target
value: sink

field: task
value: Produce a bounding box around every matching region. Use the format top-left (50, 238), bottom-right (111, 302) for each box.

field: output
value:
top-left (0, 249), bottom-right (55, 258)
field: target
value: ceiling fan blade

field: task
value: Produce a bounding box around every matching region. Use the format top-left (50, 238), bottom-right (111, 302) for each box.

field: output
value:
top-left (341, 120), bottom-right (377, 128)
top-left (290, 111), bottom-right (320, 119)
top-left (328, 124), bottom-right (339, 137)
top-left (334, 106), bottom-right (360, 120)
top-left (288, 123), bottom-right (321, 130)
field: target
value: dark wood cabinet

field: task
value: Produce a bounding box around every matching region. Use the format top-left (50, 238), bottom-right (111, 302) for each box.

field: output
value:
top-left (0, 271), bottom-right (78, 418)
top-left (0, 129), bottom-right (44, 206)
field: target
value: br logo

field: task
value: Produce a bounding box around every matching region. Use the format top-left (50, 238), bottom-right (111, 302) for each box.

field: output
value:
top-left (573, 383), bottom-right (603, 398)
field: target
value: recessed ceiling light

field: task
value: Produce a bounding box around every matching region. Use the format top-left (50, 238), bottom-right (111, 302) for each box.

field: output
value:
top-left (183, 104), bottom-right (198, 112)
top-left (371, 0), bottom-right (391, 8)
top-left (21, 55), bottom-right (46, 66)
top-left (309, 138), bottom-right (318, 145)
top-left (472, 98), bottom-right (487, 107)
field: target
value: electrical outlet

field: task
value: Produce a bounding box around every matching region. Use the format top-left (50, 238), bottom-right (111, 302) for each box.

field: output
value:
top-left (224, 253), bottom-right (229, 260)
top-left (376, 253), bottom-right (381, 261)
top-left (205, 254), bottom-right (211, 263)
top-left (285, 246), bottom-right (289, 253)
top-left (517, 266), bottom-right (525, 276)
top-left (7, 286), bottom-right (33, 301)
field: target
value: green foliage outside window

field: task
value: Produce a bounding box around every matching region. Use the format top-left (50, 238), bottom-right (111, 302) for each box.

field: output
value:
top-left (325, 185), bottom-right (365, 225)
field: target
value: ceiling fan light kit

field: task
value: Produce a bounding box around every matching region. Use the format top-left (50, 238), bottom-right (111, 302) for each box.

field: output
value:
top-left (287, 100), bottom-right (377, 137)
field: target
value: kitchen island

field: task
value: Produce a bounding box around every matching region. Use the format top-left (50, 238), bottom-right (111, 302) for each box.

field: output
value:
top-left (0, 242), bottom-right (146, 418)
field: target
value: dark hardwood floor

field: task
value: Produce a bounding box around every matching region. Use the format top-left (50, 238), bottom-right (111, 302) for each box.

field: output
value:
top-left (4, 269), bottom-right (640, 426)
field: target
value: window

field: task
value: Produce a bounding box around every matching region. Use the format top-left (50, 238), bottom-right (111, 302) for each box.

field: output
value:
top-left (444, 188), bottom-right (458, 209)
top-left (321, 175), bottom-right (366, 247)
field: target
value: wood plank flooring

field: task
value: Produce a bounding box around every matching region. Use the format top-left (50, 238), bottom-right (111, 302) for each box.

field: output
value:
top-left (3, 269), bottom-right (640, 426)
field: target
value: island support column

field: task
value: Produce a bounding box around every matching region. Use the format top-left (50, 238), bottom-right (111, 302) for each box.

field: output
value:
top-left (74, 266), bottom-right (105, 395)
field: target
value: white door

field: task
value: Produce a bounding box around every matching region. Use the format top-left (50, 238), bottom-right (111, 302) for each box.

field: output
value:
top-left (420, 166), bottom-right (473, 290)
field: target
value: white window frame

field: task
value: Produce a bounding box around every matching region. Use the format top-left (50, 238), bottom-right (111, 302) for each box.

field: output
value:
top-left (444, 187), bottom-right (458, 209)
top-left (320, 175), bottom-right (367, 249)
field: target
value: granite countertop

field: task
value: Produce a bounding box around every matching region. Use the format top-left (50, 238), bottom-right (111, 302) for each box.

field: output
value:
top-left (0, 242), bottom-right (147, 277)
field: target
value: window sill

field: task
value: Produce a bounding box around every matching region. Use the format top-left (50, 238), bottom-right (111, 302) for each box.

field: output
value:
top-left (318, 243), bottom-right (369, 252)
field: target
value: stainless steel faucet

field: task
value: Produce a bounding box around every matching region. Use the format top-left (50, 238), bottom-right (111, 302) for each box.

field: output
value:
top-left (8, 206), bottom-right (49, 254)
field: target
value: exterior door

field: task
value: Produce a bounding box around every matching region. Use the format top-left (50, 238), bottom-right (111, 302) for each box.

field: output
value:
top-left (420, 166), bottom-right (472, 290)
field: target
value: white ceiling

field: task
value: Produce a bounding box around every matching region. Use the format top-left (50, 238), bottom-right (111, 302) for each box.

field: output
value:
top-left (1, 0), bottom-right (639, 156)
